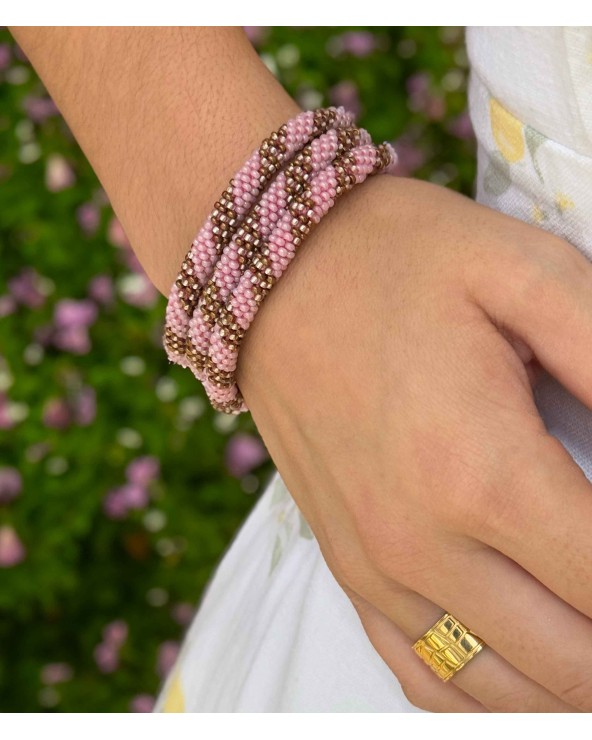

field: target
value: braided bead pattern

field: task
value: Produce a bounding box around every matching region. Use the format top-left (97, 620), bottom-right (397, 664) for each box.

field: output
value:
top-left (163, 107), bottom-right (355, 368)
top-left (203, 140), bottom-right (398, 413)
top-left (184, 125), bottom-right (371, 379)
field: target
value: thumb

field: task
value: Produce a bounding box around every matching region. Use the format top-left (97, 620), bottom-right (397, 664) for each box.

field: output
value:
top-left (470, 233), bottom-right (592, 408)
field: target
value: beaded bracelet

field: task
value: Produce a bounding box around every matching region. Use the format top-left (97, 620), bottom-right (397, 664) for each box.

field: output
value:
top-left (185, 125), bottom-right (370, 381)
top-left (162, 107), bottom-right (397, 414)
top-left (163, 107), bottom-right (355, 370)
top-left (203, 140), bottom-right (398, 413)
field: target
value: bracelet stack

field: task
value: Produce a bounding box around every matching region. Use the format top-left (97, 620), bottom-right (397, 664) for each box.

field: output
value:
top-left (163, 107), bottom-right (398, 414)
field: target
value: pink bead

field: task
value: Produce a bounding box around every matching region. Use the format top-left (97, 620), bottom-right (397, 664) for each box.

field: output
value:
top-left (163, 107), bottom-right (396, 414)
top-left (190, 124), bottom-right (366, 365)
top-left (203, 139), bottom-right (396, 412)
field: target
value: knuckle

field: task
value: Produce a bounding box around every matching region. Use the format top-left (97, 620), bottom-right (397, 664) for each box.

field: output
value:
top-left (398, 420), bottom-right (518, 538)
top-left (444, 443), bottom-right (532, 539)
top-left (510, 252), bottom-right (556, 307)
top-left (506, 235), bottom-right (582, 313)
top-left (401, 414), bottom-right (542, 548)
top-left (431, 469), bottom-right (497, 538)
top-left (355, 512), bottom-right (428, 584)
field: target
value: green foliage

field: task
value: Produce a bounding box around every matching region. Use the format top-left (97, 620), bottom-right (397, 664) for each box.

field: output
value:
top-left (0, 26), bottom-right (475, 712)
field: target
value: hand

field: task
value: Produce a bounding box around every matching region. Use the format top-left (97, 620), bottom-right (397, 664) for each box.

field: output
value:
top-left (237, 174), bottom-right (592, 712)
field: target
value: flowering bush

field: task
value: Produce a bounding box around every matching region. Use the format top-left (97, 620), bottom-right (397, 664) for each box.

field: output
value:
top-left (0, 27), bottom-right (475, 711)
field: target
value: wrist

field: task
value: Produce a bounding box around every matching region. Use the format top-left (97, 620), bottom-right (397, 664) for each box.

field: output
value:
top-left (235, 174), bottom-right (404, 415)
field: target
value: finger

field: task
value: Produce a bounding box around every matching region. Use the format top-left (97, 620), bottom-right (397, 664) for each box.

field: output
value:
top-left (470, 227), bottom-right (592, 414)
top-left (470, 427), bottom-right (592, 625)
top-left (351, 581), bottom-right (575, 713)
top-left (347, 590), bottom-right (487, 712)
top-left (424, 305), bottom-right (592, 641)
top-left (387, 532), bottom-right (592, 711)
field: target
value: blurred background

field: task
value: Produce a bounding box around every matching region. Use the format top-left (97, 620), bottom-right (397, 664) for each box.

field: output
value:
top-left (0, 26), bottom-right (476, 712)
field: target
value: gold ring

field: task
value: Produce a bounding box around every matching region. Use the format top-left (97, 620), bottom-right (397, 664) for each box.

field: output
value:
top-left (411, 612), bottom-right (485, 682)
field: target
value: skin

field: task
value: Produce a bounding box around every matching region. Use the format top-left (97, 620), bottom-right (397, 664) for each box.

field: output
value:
top-left (10, 26), bottom-right (592, 712)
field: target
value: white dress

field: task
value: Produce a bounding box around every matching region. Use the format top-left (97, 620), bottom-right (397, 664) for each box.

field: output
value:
top-left (153, 27), bottom-right (592, 712)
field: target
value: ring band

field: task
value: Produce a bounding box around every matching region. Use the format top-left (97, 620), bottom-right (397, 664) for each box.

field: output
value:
top-left (411, 612), bottom-right (485, 682)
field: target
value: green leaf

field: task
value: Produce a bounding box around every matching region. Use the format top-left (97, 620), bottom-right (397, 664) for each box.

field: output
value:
top-left (298, 513), bottom-right (314, 540)
top-left (525, 125), bottom-right (547, 183)
top-left (270, 534), bottom-right (283, 575)
top-left (270, 476), bottom-right (288, 507)
top-left (483, 151), bottom-right (512, 196)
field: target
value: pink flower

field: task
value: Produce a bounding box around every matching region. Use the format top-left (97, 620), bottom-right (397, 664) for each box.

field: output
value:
top-left (390, 135), bottom-right (425, 177)
top-left (340, 31), bottom-right (377, 57)
top-left (102, 488), bottom-right (128, 520)
top-left (102, 619), bottom-right (128, 647)
top-left (40, 662), bottom-right (73, 685)
top-left (121, 483), bottom-right (149, 511)
top-left (23, 96), bottom-right (59, 123)
top-left (45, 154), bottom-right (75, 192)
top-left (103, 483), bottom-right (149, 518)
top-left (76, 203), bottom-right (100, 236)
top-left (93, 642), bottom-right (119, 673)
top-left (130, 694), bottom-right (155, 713)
top-left (424, 94), bottom-right (446, 121)
top-left (224, 432), bottom-right (268, 478)
top-left (8, 267), bottom-right (46, 309)
top-left (0, 525), bottom-right (26, 568)
top-left (52, 299), bottom-right (98, 355)
top-left (171, 602), bottom-right (194, 627)
top-left (405, 72), bottom-right (446, 120)
top-left (0, 394), bottom-right (15, 430)
top-left (43, 387), bottom-right (96, 430)
top-left (0, 466), bottom-right (22, 504)
top-left (156, 640), bottom-right (180, 680)
top-left (329, 81), bottom-right (361, 119)
top-left (448, 110), bottom-right (475, 141)
top-left (0, 295), bottom-right (16, 318)
top-left (72, 386), bottom-right (96, 426)
top-left (243, 27), bottom-right (267, 46)
top-left (126, 456), bottom-right (160, 487)
top-left (52, 326), bottom-right (91, 354)
top-left (406, 71), bottom-right (430, 101)
top-left (54, 299), bottom-right (98, 329)
top-left (14, 44), bottom-right (28, 63)
top-left (107, 216), bottom-right (130, 249)
top-left (42, 397), bottom-right (72, 429)
top-left (121, 248), bottom-right (144, 274)
top-left (88, 275), bottom-right (114, 306)
top-left (0, 44), bottom-right (11, 72)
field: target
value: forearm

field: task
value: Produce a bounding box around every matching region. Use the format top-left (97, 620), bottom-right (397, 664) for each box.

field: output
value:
top-left (9, 25), bottom-right (397, 413)
top-left (9, 26), bottom-right (300, 296)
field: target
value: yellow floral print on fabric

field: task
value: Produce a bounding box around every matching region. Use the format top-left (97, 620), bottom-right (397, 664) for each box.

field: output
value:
top-left (489, 97), bottom-right (525, 163)
top-left (531, 204), bottom-right (546, 223)
top-left (268, 475), bottom-right (314, 575)
top-left (161, 667), bottom-right (185, 712)
top-left (554, 192), bottom-right (575, 213)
